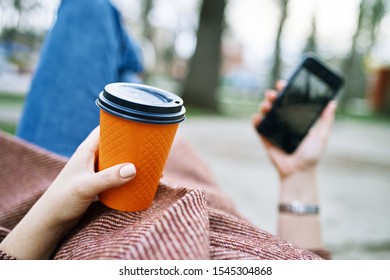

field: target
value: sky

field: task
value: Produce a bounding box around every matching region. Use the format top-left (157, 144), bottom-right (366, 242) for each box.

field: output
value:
top-left (225, 0), bottom-right (362, 78)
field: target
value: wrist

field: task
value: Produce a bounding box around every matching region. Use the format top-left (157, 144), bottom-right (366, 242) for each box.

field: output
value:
top-left (279, 168), bottom-right (319, 204)
top-left (0, 212), bottom-right (63, 259)
top-left (0, 195), bottom-right (70, 259)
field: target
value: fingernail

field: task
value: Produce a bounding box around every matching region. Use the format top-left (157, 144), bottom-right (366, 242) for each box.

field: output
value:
top-left (119, 164), bottom-right (136, 179)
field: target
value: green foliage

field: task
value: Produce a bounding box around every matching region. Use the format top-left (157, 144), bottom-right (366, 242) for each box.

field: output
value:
top-left (0, 92), bottom-right (25, 105)
top-left (0, 92), bottom-right (25, 135)
top-left (0, 122), bottom-right (17, 135)
top-left (0, 27), bottom-right (44, 49)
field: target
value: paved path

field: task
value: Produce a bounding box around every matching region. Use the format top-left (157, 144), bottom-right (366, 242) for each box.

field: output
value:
top-left (178, 116), bottom-right (390, 260)
top-left (0, 72), bottom-right (31, 94)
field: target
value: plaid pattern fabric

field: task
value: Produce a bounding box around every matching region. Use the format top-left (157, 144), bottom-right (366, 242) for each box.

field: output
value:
top-left (0, 132), bottom-right (325, 260)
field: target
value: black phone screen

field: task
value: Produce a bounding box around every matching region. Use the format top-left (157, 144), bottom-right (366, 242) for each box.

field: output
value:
top-left (257, 56), bottom-right (343, 153)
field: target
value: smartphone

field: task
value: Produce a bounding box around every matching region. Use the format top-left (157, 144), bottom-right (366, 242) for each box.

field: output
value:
top-left (257, 54), bottom-right (344, 154)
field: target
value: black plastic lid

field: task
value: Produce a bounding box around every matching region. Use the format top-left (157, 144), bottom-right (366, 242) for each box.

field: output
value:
top-left (96, 83), bottom-right (186, 124)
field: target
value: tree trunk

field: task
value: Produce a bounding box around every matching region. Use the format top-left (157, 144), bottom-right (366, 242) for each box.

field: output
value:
top-left (303, 14), bottom-right (317, 54)
top-left (141, 0), bottom-right (154, 41)
top-left (141, 0), bottom-right (154, 80)
top-left (340, 0), bottom-right (366, 111)
top-left (269, 0), bottom-right (289, 88)
top-left (181, 0), bottom-right (226, 112)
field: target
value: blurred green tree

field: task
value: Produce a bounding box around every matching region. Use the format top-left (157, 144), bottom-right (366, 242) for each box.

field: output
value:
top-left (140, 0), bottom-right (154, 80)
top-left (0, 0), bottom-right (44, 72)
top-left (0, 0), bottom-right (41, 31)
top-left (340, 0), bottom-right (387, 111)
top-left (368, 0), bottom-right (386, 51)
top-left (303, 14), bottom-right (317, 54)
top-left (141, 0), bottom-right (154, 42)
top-left (181, 0), bottom-right (227, 112)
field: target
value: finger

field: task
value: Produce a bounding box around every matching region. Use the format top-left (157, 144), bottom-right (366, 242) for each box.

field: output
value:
top-left (260, 100), bottom-right (272, 114)
top-left (265, 89), bottom-right (278, 102)
top-left (252, 113), bottom-right (262, 127)
top-left (83, 163), bottom-right (136, 197)
top-left (256, 100), bottom-right (272, 121)
top-left (276, 80), bottom-right (287, 92)
top-left (323, 100), bottom-right (337, 118)
top-left (254, 89), bottom-right (278, 130)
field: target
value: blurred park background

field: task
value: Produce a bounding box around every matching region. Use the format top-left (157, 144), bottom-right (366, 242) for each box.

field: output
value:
top-left (0, 0), bottom-right (390, 259)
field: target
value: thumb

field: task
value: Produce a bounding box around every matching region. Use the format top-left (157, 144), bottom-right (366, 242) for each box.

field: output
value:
top-left (316, 100), bottom-right (337, 138)
top-left (85, 163), bottom-right (136, 197)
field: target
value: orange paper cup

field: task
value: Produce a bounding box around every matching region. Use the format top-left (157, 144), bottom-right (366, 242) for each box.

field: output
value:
top-left (96, 83), bottom-right (185, 212)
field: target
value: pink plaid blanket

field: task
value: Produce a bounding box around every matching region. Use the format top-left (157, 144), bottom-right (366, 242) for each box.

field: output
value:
top-left (0, 132), bottom-right (327, 259)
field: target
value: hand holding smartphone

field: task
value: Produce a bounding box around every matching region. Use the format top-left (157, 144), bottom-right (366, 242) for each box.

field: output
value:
top-left (257, 54), bottom-right (344, 154)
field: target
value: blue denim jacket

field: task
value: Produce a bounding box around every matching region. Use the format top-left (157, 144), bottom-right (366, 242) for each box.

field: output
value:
top-left (17, 0), bottom-right (143, 157)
